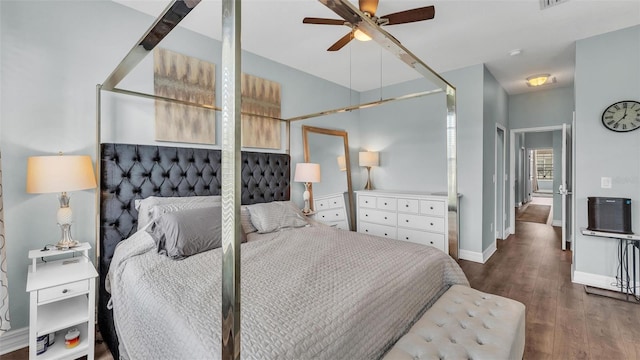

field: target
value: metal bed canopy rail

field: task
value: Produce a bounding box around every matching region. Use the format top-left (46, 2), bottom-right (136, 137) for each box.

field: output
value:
top-left (96, 0), bottom-right (458, 359)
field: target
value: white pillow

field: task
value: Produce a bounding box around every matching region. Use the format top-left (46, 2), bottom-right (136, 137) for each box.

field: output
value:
top-left (247, 201), bottom-right (308, 234)
top-left (136, 195), bottom-right (222, 230)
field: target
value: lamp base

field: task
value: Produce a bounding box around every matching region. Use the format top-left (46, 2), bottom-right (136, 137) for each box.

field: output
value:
top-left (364, 167), bottom-right (374, 190)
top-left (56, 223), bottom-right (78, 250)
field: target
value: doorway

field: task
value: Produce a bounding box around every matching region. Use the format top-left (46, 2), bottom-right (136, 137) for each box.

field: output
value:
top-left (509, 125), bottom-right (574, 250)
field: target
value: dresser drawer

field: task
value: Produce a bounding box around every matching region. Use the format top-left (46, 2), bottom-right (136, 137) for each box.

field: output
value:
top-left (358, 195), bottom-right (377, 209)
top-left (398, 198), bottom-right (419, 214)
top-left (315, 209), bottom-right (346, 222)
top-left (398, 213), bottom-right (445, 233)
top-left (360, 208), bottom-right (396, 226)
top-left (377, 197), bottom-right (397, 211)
top-left (327, 196), bottom-right (344, 209)
top-left (38, 279), bottom-right (89, 303)
top-left (397, 228), bottom-right (445, 251)
top-left (359, 222), bottom-right (397, 239)
top-left (314, 199), bottom-right (330, 211)
top-left (420, 200), bottom-right (445, 216)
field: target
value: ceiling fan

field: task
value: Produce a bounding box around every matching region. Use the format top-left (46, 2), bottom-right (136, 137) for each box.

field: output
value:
top-left (303, 0), bottom-right (435, 51)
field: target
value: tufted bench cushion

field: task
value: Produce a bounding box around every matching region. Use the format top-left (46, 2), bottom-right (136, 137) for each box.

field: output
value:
top-left (384, 285), bottom-right (525, 360)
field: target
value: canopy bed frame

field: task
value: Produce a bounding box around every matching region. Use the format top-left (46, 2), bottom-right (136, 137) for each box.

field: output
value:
top-left (96, 0), bottom-right (458, 358)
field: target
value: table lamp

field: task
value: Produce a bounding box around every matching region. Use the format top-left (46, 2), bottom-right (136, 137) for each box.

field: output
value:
top-left (359, 151), bottom-right (379, 190)
top-left (294, 163), bottom-right (321, 214)
top-left (337, 155), bottom-right (347, 171)
top-left (26, 154), bottom-right (97, 249)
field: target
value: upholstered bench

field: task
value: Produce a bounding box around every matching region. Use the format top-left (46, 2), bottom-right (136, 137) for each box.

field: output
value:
top-left (384, 285), bottom-right (525, 360)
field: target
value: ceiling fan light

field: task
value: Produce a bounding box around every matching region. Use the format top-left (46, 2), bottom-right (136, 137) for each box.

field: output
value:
top-left (354, 29), bottom-right (372, 42)
top-left (526, 74), bottom-right (550, 87)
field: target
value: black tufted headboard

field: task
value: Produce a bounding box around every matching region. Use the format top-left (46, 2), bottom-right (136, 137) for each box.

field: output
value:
top-left (98, 143), bottom-right (290, 357)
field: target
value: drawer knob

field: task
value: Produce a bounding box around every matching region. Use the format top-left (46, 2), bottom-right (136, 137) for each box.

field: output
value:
top-left (384, 233), bottom-right (388, 236)
top-left (405, 237), bottom-right (410, 240)
top-left (405, 204), bottom-right (409, 207)
top-left (430, 223), bottom-right (434, 226)
top-left (384, 216), bottom-right (387, 220)
top-left (365, 214), bottom-right (369, 217)
top-left (384, 202), bottom-right (388, 205)
top-left (430, 241), bottom-right (434, 244)
top-left (405, 220), bottom-right (409, 223)
top-left (430, 206), bottom-right (434, 210)
top-left (365, 230), bottom-right (369, 232)
top-left (62, 289), bottom-right (69, 294)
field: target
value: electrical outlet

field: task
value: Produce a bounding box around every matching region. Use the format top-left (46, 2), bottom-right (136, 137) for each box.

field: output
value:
top-left (601, 177), bottom-right (612, 189)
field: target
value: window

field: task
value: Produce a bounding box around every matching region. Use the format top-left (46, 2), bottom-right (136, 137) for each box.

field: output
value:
top-left (535, 149), bottom-right (553, 180)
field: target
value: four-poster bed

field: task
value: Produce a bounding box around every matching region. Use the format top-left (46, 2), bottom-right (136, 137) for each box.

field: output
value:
top-left (96, 0), bottom-right (461, 358)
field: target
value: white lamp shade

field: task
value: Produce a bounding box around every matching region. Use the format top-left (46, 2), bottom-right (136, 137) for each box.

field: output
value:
top-left (359, 151), bottom-right (379, 167)
top-left (26, 155), bottom-right (97, 194)
top-left (294, 163), bottom-right (321, 183)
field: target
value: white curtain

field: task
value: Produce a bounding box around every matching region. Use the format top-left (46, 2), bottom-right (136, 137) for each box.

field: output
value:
top-left (0, 151), bottom-right (10, 334)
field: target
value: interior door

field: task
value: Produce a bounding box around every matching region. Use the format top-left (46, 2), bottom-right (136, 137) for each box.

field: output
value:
top-left (560, 123), bottom-right (573, 250)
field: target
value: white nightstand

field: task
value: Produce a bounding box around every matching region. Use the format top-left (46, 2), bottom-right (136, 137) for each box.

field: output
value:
top-left (26, 243), bottom-right (98, 360)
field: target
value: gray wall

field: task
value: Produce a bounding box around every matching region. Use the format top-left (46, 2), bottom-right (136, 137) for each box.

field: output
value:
top-left (509, 86), bottom-right (575, 130)
top-left (1, 1), bottom-right (359, 330)
top-left (574, 25), bottom-right (640, 278)
top-left (358, 64), bottom-right (488, 254)
top-left (482, 67), bottom-right (509, 249)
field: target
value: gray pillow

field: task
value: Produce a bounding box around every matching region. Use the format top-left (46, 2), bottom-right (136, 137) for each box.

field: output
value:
top-left (146, 206), bottom-right (246, 260)
top-left (247, 201), bottom-right (308, 234)
top-left (135, 195), bottom-right (222, 230)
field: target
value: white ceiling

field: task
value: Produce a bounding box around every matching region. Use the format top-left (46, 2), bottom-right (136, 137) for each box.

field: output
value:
top-left (113, 0), bottom-right (640, 94)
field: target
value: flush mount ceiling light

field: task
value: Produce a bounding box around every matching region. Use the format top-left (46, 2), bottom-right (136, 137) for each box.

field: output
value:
top-left (526, 74), bottom-right (553, 87)
top-left (353, 28), bottom-right (372, 42)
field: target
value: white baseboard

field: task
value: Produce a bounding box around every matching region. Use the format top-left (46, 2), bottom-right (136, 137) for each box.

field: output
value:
top-left (0, 327), bottom-right (28, 355)
top-left (459, 249), bottom-right (484, 263)
top-left (517, 202), bottom-right (522, 208)
top-left (572, 271), bottom-right (635, 292)
top-left (552, 219), bottom-right (561, 227)
top-left (483, 243), bottom-right (497, 262)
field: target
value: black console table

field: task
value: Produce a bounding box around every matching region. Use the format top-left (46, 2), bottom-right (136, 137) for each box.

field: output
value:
top-left (581, 228), bottom-right (640, 302)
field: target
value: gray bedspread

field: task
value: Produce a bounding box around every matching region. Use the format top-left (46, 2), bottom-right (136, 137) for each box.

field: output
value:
top-left (107, 223), bottom-right (469, 359)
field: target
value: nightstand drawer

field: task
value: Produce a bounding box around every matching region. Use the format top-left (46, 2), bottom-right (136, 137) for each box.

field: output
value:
top-left (360, 208), bottom-right (396, 226)
top-left (314, 199), bottom-right (330, 211)
top-left (360, 222), bottom-right (396, 239)
top-left (315, 209), bottom-right (346, 222)
top-left (327, 196), bottom-right (344, 209)
top-left (38, 279), bottom-right (89, 303)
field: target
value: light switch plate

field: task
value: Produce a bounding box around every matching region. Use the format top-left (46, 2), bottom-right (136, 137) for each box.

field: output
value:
top-left (601, 177), bottom-right (612, 189)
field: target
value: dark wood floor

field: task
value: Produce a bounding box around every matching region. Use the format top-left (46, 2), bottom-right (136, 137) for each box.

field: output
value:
top-left (6, 219), bottom-right (639, 359)
top-left (459, 220), bottom-right (640, 359)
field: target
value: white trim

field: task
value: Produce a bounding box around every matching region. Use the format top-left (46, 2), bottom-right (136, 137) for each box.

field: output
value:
top-left (459, 249), bottom-right (484, 263)
top-left (552, 219), bottom-right (562, 227)
top-left (504, 227), bottom-right (513, 239)
top-left (483, 242), bottom-right (497, 262)
top-left (0, 327), bottom-right (28, 355)
top-left (573, 271), bottom-right (621, 292)
top-left (509, 125), bottom-right (565, 236)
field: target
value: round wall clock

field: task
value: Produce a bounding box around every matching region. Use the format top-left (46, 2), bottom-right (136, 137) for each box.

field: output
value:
top-left (601, 100), bottom-right (640, 132)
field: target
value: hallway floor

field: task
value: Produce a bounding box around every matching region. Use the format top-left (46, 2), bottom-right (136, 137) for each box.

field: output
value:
top-left (459, 221), bottom-right (640, 359)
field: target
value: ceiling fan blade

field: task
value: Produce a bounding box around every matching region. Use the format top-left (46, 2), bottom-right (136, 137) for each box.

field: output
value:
top-left (381, 6), bottom-right (435, 25)
top-left (359, 0), bottom-right (379, 15)
top-left (328, 32), bottom-right (354, 51)
top-left (303, 17), bottom-right (346, 25)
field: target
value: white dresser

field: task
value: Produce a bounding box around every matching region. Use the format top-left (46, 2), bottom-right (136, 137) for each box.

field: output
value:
top-left (312, 192), bottom-right (350, 230)
top-left (356, 190), bottom-right (448, 253)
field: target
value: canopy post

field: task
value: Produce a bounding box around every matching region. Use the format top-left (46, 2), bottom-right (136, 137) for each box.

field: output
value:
top-left (220, 0), bottom-right (242, 358)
